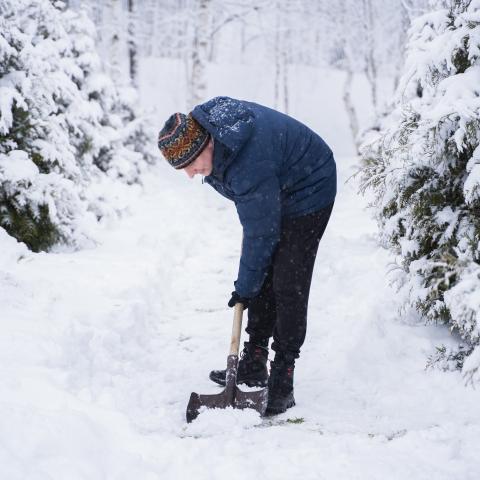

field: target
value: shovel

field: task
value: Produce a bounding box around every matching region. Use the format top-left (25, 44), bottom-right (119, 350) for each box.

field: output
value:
top-left (186, 303), bottom-right (268, 423)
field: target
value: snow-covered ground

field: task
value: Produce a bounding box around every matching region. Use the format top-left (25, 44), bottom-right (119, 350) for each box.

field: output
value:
top-left (1, 154), bottom-right (479, 479)
top-left (1, 61), bottom-right (479, 478)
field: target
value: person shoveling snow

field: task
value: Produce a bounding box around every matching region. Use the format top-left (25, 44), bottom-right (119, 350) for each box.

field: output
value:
top-left (158, 96), bottom-right (336, 417)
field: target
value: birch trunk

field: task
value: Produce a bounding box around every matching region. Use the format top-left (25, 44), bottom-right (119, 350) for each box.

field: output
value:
top-left (274, 1), bottom-right (288, 112)
top-left (127, 0), bottom-right (138, 88)
top-left (362, 0), bottom-right (378, 114)
top-left (274, 19), bottom-right (280, 110)
top-left (343, 70), bottom-right (360, 152)
top-left (189, 0), bottom-right (210, 109)
top-left (106, 0), bottom-right (123, 82)
top-left (282, 26), bottom-right (289, 114)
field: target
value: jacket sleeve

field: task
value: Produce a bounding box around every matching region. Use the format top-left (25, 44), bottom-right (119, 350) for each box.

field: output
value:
top-left (231, 170), bottom-right (281, 298)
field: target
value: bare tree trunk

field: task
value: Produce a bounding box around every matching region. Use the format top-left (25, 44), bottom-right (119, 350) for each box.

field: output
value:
top-left (127, 0), bottom-right (138, 88)
top-left (90, 3), bottom-right (103, 26)
top-left (153, 0), bottom-right (165, 57)
top-left (107, 0), bottom-right (123, 82)
top-left (143, 0), bottom-right (157, 57)
top-left (282, 33), bottom-right (289, 114)
top-left (274, 18), bottom-right (281, 110)
top-left (240, 20), bottom-right (247, 61)
top-left (189, 0), bottom-right (210, 109)
top-left (274, 1), bottom-right (287, 111)
top-left (179, 0), bottom-right (189, 60)
top-left (394, 1), bottom-right (411, 90)
top-left (207, 10), bottom-right (217, 62)
top-left (273, 1), bottom-right (290, 113)
top-left (362, 0), bottom-right (378, 114)
top-left (343, 70), bottom-right (360, 153)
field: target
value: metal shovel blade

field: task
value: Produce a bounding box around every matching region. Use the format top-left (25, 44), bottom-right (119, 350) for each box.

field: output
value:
top-left (186, 354), bottom-right (268, 423)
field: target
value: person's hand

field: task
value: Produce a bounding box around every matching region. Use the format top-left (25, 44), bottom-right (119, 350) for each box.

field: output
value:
top-left (228, 291), bottom-right (250, 309)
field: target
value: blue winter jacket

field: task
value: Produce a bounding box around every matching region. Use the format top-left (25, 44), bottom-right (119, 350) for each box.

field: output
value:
top-left (191, 96), bottom-right (336, 299)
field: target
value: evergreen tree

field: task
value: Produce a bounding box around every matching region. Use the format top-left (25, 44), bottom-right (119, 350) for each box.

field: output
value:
top-left (0, 0), bottom-right (155, 252)
top-left (61, 4), bottom-right (155, 186)
top-left (0, 0), bottom-right (93, 251)
top-left (360, 0), bottom-right (480, 383)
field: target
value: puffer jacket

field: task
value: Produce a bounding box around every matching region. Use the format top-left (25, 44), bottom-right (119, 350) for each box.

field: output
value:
top-left (191, 96), bottom-right (336, 298)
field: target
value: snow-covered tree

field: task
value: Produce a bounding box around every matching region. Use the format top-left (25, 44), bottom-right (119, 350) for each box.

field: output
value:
top-left (0, 0), bottom-right (95, 251)
top-left (360, 0), bottom-right (480, 383)
top-left (0, 0), bottom-right (155, 251)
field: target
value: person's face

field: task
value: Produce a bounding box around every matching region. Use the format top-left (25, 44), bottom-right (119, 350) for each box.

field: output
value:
top-left (183, 138), bottom-right (214, 178)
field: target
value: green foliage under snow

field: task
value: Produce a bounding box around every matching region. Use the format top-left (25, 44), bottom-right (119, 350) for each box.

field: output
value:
top-left (360, 0), bottom-right (480, 383)
top-left (0, 0), bottom-right (155, 252)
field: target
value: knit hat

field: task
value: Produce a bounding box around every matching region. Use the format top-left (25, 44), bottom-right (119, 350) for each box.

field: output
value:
top-left (158, 112), bottom-right (210, 169)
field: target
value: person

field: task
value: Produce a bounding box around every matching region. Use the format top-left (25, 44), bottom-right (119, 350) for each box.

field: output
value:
top-left (157, 96), bottom-right (336, 415)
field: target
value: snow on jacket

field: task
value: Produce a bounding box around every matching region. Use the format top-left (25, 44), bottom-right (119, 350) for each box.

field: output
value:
top-left (191, 96), bottom-right (337, 298)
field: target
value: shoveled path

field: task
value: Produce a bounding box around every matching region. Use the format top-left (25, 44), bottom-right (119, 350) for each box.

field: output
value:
top-left (1, 157), bottom-right (479, 480)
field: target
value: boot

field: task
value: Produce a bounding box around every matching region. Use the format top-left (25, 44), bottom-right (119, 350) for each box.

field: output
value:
top-left (209, 341), bottom-right (269, 387)
top-left (265, 353), bottom-right (296, 415)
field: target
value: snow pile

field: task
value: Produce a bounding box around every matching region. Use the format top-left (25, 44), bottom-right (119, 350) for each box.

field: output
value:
top-left (184, 407), bottom-right (263, 437)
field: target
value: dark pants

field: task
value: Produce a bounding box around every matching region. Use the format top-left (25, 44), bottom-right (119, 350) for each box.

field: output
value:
top-left (246, 203), bottom-right (334, 359)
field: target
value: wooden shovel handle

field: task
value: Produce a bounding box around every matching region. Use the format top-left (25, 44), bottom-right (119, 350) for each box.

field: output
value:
top-left (229, 303), bottom-right (244, 356)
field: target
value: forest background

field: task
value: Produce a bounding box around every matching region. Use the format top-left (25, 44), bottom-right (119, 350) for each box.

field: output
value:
top-left (1, 1), bottom-right (480, 477)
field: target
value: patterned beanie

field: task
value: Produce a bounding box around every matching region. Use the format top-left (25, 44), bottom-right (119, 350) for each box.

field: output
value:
top-left (158, 112), bottom-right (210, 169)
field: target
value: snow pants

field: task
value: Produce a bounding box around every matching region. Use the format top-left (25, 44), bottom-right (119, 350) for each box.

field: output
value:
top-left (246, 202), bottom-right (334, 359)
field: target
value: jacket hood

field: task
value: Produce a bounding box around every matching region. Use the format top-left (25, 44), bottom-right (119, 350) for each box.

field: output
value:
top-left (190, 97), bottom-right (255, 155)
